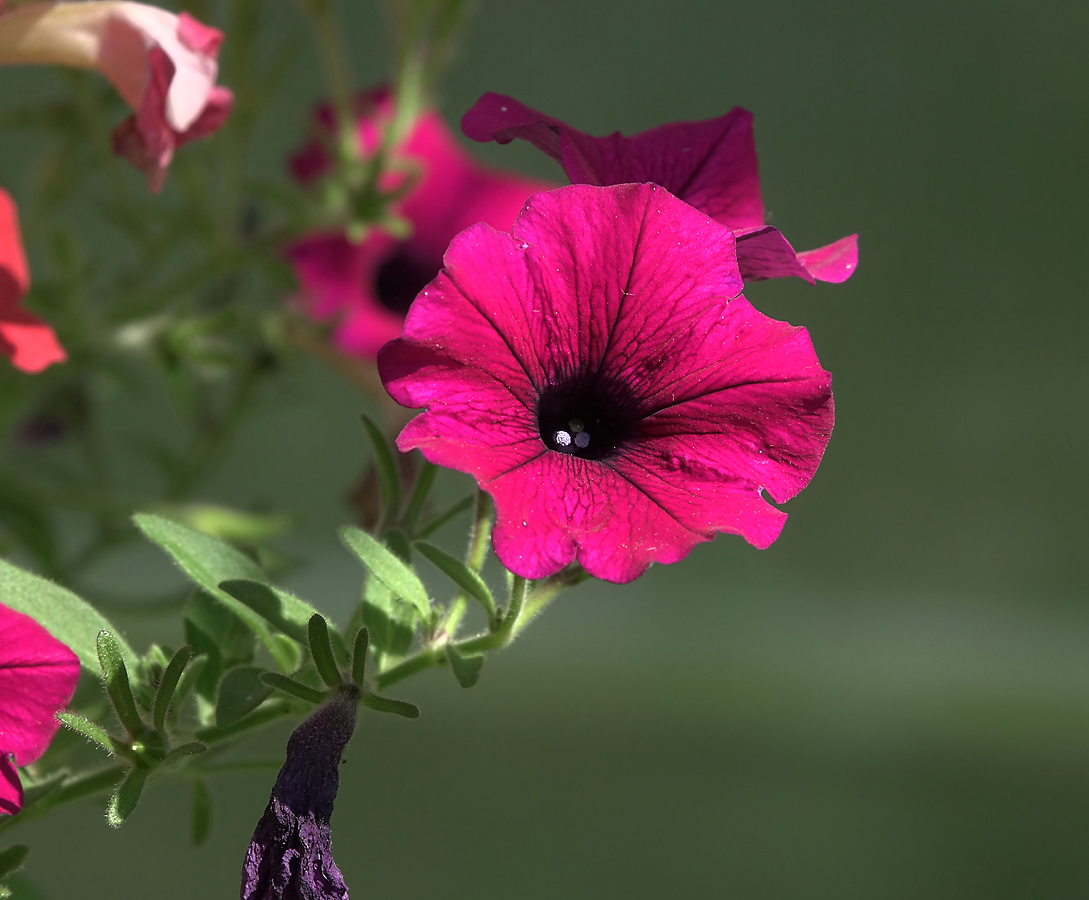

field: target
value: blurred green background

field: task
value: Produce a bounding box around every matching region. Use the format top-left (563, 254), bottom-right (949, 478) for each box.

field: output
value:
top-left (5, 0), bottom-right (1089, 897)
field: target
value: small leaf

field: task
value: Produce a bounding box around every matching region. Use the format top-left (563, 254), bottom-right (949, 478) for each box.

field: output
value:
top-left (258, 673), bottom-right (327, 705)
top-left (360, 414), bottom-right (401, 525)
top-left (215, 666), bottom-right (274, 727)
top-left (153, 645), bottom-right (193, 733)
top-left (0, 845), bottom-right (28, 881)
top-left (184, 592), bottom-right (255, 701)
top-left (97, 631), bottom-right (145, 736)
top-left (445, 645), bottom-right (484, 689)
top-left (360, 577), bottom-right (416, 662)
top-left (416, 496), bottom-right (473, 540)
top-left (416, 541), bottom-right (496, 620)
top-left (56, 711), bottom-right (129, 758)
top-left (107, 767), bottom-right (149, 827)
top-left (350, 627), bottom-right (369, 686)
top-left (191, 780), bottom-right (212, 847)
top-left (0, 558), bottom-right (138, 674)
top-left (218, 579), bottom-right (346, 661)
top-left (358, 692), bottom-right (419, 719)
top-left (340, 526), bottom-right (431, 623)
top-left (308, 615), bottom-right (342, 688)
top-left (133, 514), bottom-right (291, 670)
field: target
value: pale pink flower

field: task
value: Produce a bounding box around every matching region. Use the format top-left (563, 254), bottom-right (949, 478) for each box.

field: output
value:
top-left (0, 2), bottom-right (233, 191)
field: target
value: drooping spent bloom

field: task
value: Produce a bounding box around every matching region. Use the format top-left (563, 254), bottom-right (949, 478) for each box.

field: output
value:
top-left (0, 187), bottom-right (66, 373)
top-left (0, 2), bottom-right (233, 191)
top-left (0, 602), bottom-right (81, 815)
top-left (462, 93), bottom-right (858, 285)
top-left (286, 87), bottom-right (555, 360)
top-left (379, 183), bottom-right (834, 584)
top-left (242, 687), bottom-right (359, 900)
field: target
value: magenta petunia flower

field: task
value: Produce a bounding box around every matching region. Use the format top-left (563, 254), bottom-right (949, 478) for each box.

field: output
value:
top-left (0, 602), bottom-right (80, 815)
top-left (285, 88), bottom-right (555, 360)
top-left (461, 93), bottom-right (858, 285)
top-left (0, 187), bottom-right (66, 374)
top-left (378, 183), bottom-right (834, 583)
top-left (0, 2), bottom-right (234, 192)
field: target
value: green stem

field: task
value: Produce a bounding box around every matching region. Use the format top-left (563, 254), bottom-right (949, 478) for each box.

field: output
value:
top-left (375, 647), bottom-right (444, 689)
top-left (303, 0), bottom-right (357, 162)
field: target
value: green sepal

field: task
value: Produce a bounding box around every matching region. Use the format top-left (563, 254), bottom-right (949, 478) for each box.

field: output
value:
top-left (56, 711), bottom-right (131, 759)
top-left (152, 645), bottom-right (193, 734)
top-left (0, 558), bottom-right (138, 674)
top-left (308, 615), bottom-right (343, 688)
top-left (416, 541), bottom-right (496, 623)
top-left (359, 691), bottom-right (419, 719)
top-left (218, 579), bottom-right (345, 661)
top-left (258, 672), bottom-right (327, 705)
top-left (360, 414), bottom-right (401, 526)
top-left (0, 846), bottom-right (28, 881)
top-left (350, 627), bottom-right (369, 686)
top-left (133, 514), bottom-right (292, 670)
top-left (162, 742), bottom-right (207, 768)
top-left (97, 631), bottom-right (145, 736)
top-left (191, 780), bottom-right (212, 847)
top-left (215, 666), bottom-right (274, 727)
top-left (106, 767), bottom-right (149, 827)
top-left (340, 526), bottom-right (431, 623)
top-left (444, 645), bottom-right (484, 689)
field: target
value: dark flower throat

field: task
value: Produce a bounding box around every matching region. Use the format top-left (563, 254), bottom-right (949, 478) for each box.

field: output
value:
top-left (537, 373), bottom-right (640, 462)
top-left (374, 245), bottom-right (438, 315)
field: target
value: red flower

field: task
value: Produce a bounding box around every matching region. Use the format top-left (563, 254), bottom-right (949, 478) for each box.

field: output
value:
top-left (462, 93), bottom-right (858, 284)
top-left (286, 88), bottom-right (555, 360)
top-left (379, 184), bottom-right (834, 583)
top-left (0, 188), bottom-right (65, 373)
top-left (0, 602), bottom-right (80, 815)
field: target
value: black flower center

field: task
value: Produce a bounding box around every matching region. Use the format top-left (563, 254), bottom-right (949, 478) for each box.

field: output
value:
top-left (536, 374), bottom-right (642, 461)
top-left (374, 246), bottom-right (438, 315)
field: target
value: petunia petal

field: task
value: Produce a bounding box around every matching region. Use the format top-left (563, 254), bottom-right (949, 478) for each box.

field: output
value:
top-left (0, 603), bottom-right (80, 769)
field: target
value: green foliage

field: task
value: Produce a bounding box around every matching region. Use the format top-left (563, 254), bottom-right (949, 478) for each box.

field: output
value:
top-left (106, 767), bottom-right (149, 828)
top-left (360, 414), bottom-right (401, 527)
top-left (134, 514), bottom-right (295, 670)
top-left (416, 540), bottom-right (495, 621)
top-left (340, 525), bottom-right (431, 623)
top-left (308, 615), bottom-right (343, 688)
top-left (0, 846), bottom-right (29, 882)
top-left (0, 559), bottom-right (138, 674)
top-left (97, 631), bottom-right (145, 737)
top-left (351, 627), bottom-right (370, 686)
top-left (215, 666), bottom-right (274, 727)
top-left (55, 712), bottom-right (128, 759)
top-left (152, 646), bottom-right (194, 733)
top-left (184, 592), bottom-right (256, 702)
top-left (359, 575), bottom-right (416, 664)
top-left (258, 672), bottom-right (327, 705)
top-left (445, 645), bottom-right (484, 689)
top-left (218, 579), bottom-right (346, 661)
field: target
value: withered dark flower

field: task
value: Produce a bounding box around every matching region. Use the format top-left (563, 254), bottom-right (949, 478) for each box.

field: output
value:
top-left (241, 687), bottom-right (359, 900)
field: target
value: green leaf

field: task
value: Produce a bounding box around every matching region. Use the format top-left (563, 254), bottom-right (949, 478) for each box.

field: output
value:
top-left (416, 495), bottom-right (473, 540)
top-left (97, 631), bottom-right (145, 736)
top-left (358, 692), bottom-right (419, 719)
top-left (360, 414), bottom-right (401, 525)
top-left (0, 558), bottom-right (138, 674)
top-left (308, 615), bottom-right (342, 688)
top-left (107, 767), bottom-right (148, 827)
top-left (350, 628), bottom-right (369, 686)
top-left (416, 541), bottom-right (495, 619)
top-left (153, 645), bottom-right (193, 733)
top-left (445, 645), bottom-right (484, 689)
top-left (258, 673), bottom-right (326, 705)
top-left (191, 781), bottom-right (212, 847)
top-left (0, 846), bottom-right (28, 881)
top-left (133, 514), bottom-right (290, 670)
top-left (360, 577), bottom-right (415, 662)
top-left (218, 579), bottom-right (345, 660)
top-left (215, 666), bottom-right (274, 727)
top-left (184, 592), bottom-right (255, 701)
top-left (403, 461), bottom-right (436, 532)
top-left (56, 712), bottom-right (129, 758)
top-left (340, 526), bottom-right (431, 623)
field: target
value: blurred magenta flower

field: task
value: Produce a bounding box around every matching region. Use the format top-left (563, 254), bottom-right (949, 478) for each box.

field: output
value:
top-left (0, 1), bottom-right (233, 191)
top-left (286, 88), bottom-right (555, 360)
top-left (0, 602), bottom-right (80, 815)
top-left (379, 184), bottom-right (834, 583)
top-left (462, 93), bottom-right (858, 285)
top-left (0, 187), bottom-right (66, 373)
top-left (241, 689), bottom-right (358, 900)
